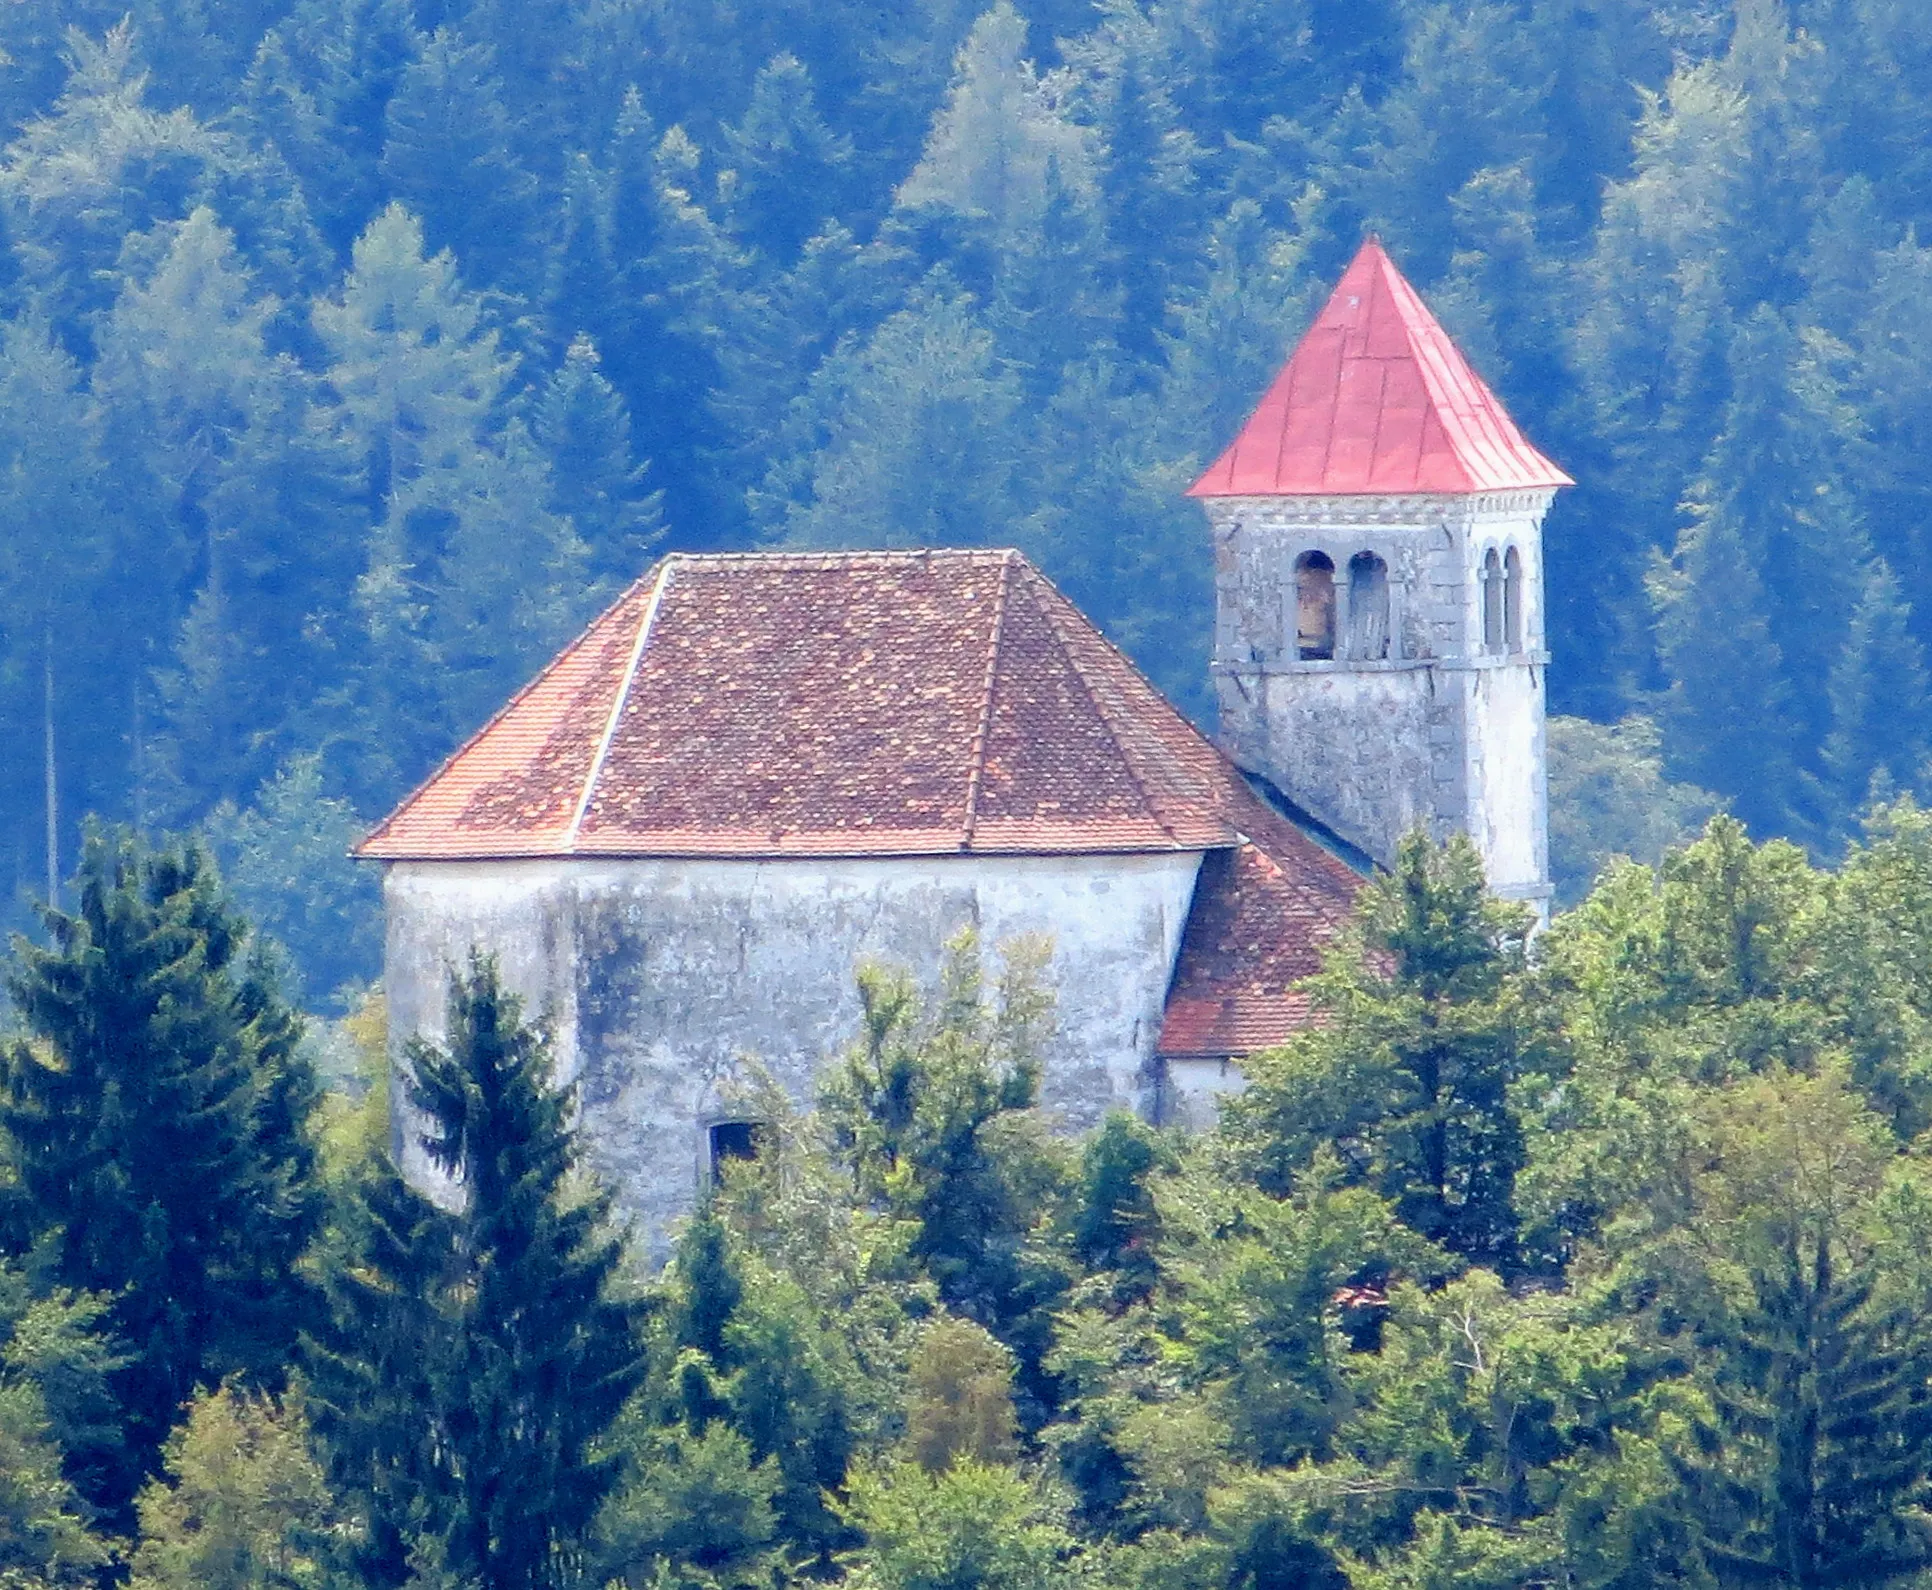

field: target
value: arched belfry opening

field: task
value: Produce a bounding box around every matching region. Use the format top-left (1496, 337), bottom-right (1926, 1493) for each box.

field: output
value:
top-left (1481, 549), bottom-right (1504, 654)
top-left (1347, 552), bottom-right (1389, 660)
top-left (1295, 552), bottom-right (1335, 660)
top-left (1503, 546), bottom-right (1524, 652)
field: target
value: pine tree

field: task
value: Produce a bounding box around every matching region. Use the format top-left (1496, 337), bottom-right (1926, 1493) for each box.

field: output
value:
top-left (2, 827), bottom-right (322, 1517)
top-left (341, 955), bottom-right (646, 1590)
top-left (533, 336), bottom-right (664, 586)
top-left (723, 53), bottom-right (856, 265)
top-left (1819, 559), bottom-right (1931, 839)
top-left (378, 28), bottom-right (541, 296)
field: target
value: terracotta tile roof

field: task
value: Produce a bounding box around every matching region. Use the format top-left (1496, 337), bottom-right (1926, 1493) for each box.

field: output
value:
top-left (363, 551), bottom-right (1242, 860)
top-left (357, 548), bottom-right (1366, 1057)
top-left (1188, 239), bottom-right (1574, 499)
top-left (1156, 788), bottom-right (1363, 1058)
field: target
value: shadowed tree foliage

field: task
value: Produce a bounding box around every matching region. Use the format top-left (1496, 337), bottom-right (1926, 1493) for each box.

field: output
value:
top-left (307, 955), bottom-right (644, 1590)
top-left (1, 826), bottom-right (321, 1518)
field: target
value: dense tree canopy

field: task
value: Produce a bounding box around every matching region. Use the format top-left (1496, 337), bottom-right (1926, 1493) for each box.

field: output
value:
top-left (0, 0), bottom-right (1924, 996)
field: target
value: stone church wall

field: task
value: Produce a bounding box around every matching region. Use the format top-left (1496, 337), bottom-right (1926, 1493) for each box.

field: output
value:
top-left (381, 850), bottom-right (1203, 1254)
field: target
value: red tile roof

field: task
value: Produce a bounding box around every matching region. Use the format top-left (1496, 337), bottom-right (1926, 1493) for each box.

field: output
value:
top-left (1188, 240), bottom-right (1574, 499)
top-left (357, 549), bottom-right (1364, 1057)
top-left (1157, 797), bottom-right (1361, 1058)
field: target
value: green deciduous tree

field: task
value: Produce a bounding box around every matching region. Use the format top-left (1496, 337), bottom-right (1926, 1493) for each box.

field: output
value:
top-left (129, 1383), bottom-right (351, 1590)
top-left (1226, 833), bottom-right (1537, 1270)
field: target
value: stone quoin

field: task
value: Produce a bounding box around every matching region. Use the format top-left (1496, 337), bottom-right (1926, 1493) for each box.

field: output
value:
top-left (358, 240), bottom-right (1569, 1251)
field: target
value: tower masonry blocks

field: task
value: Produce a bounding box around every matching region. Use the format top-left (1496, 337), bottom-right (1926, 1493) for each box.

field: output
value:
top-left (1205, 487), bottom-right (1557, 911)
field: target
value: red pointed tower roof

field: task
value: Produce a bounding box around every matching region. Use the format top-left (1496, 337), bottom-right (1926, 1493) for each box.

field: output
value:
top-left (1188, 240), bottom-right (1573, 498)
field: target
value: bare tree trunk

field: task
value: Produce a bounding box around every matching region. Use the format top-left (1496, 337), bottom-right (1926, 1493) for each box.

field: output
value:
top-left (43, 620), bottom-right (57, 909)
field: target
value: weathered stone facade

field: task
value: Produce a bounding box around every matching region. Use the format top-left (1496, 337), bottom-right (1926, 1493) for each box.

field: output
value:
top-left (1204, 488), bottom-right (1556, 910)
top-left (384, 850), bottom-right (1202, 1254)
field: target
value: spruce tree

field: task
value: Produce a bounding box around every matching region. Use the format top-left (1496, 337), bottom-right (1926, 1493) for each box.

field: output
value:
top-left (533, 336), bottom-right (664, 586)
top-left (1820, 559), bottom-right (1931, 841)
top-left (722, 53), bottom-right (855, 265)
top-left (1673, 1069), bottom-right (1932, 1588)
top-left (2, 827), bottom-right (322, 1515)
top-left (1654, 509), bottom-right (1799, 837)
top-left (377, 27), bottom-right (540, 296)
top-left (313, 956), bottom-right (644, 1590)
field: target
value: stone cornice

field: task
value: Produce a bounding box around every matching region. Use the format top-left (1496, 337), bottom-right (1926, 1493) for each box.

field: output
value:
top-left (1200, 489), bottom-right (1558, 528)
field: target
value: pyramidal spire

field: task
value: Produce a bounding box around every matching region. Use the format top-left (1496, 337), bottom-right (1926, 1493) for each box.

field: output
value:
top-left (1188, 240), bottom-right (1573, 498)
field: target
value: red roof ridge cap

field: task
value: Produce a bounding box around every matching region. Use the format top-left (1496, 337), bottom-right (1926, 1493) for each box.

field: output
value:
top-left (353, 564), bottom-right (665, 859)
top-left (961, 550), bottom-right (1019, 851)
top-left (566, 556), bottom-right (678, 851)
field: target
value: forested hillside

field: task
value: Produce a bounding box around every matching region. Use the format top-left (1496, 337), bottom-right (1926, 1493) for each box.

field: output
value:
top-left (0, 0), bottom-right (1926, 995)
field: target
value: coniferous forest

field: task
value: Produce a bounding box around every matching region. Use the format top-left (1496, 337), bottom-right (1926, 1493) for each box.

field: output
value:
top-left (10, 0), bottom-right (1932, 1587)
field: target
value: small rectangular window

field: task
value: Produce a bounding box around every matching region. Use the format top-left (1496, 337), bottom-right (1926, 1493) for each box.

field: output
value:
top-left (708, 1121), bottom-right (765, 1182)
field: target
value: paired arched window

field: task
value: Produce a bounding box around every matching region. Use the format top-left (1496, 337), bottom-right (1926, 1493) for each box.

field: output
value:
top-left (1503, 546), bottom-right (1524, 653)
top-left (1347, 552), bottom-right (1390, 660)
top-left (1481, 548), bottom-right (1504, 653)
top-left (1296, 551), bottom-right (1335, 660)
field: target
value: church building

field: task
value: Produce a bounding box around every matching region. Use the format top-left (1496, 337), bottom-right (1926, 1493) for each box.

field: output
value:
top-left (357, 240), bottom-right (1571, 1248)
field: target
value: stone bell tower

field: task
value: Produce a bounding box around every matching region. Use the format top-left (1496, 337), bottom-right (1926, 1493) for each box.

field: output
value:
top-left (1189, 240), bottom-right (1572, 913)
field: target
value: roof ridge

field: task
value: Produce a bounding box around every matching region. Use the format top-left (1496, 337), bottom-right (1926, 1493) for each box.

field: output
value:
top-left (354, 566), bottom-right (663, 856)
top-left (960, 550), bottom-right (1016, 851)
top-left (566, 556), bottom-right (677, 850)
top-left (663, 547), bottom-right (1017, 569)
top-left (1014, 565), bottom-right (1187, 850)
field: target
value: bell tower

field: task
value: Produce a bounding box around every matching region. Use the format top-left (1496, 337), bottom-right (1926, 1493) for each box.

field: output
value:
top-left (1189, 241), bottom-right (1572, 913)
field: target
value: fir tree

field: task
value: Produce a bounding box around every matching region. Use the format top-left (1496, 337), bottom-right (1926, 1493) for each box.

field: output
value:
top-left (314, 956), bottom-right (645, 1590)
top-left (1820, 559), bottom-right (1931, 840)
top-left (377, 28), bottom-right (540, 296)
top-left (2, 827), bottom-right (322, 1516)
top-left (533, 336), bottom-right (664, 586)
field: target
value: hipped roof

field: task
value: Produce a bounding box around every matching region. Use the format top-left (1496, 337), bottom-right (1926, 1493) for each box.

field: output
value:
top-left (363, 551), bottom-right (1285, 861)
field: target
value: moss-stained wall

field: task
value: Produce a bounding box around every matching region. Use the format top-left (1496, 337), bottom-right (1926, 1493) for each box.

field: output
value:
top-left (381, 850), bottom-right (1202, 1257)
